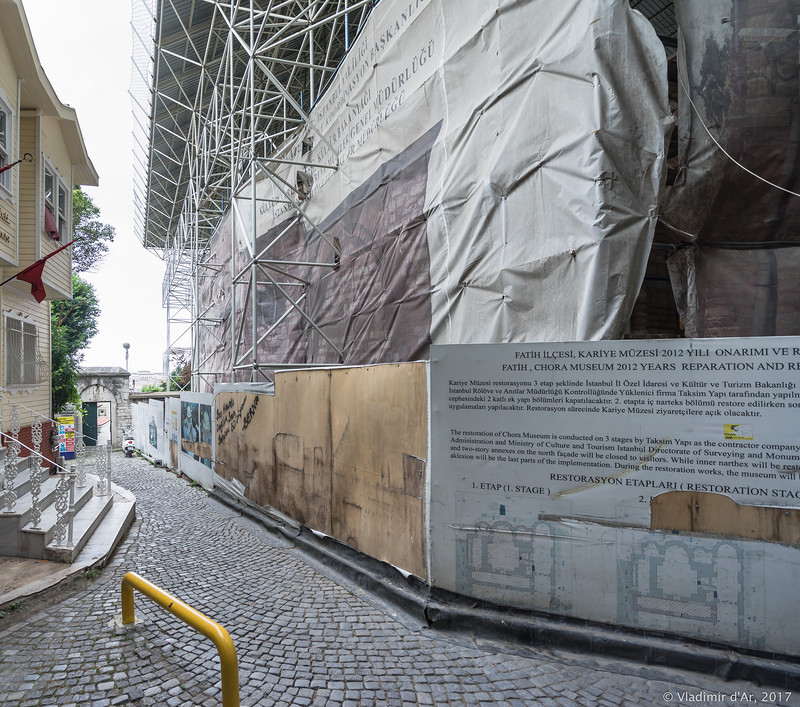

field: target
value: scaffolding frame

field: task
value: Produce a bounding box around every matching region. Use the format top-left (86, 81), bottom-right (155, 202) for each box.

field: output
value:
top-left (132, 1), bottom-right (677, 391)
top-left (132, 0), bottom-right (375, 390)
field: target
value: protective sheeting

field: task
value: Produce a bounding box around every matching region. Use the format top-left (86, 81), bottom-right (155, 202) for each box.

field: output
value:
top-left (662, 0), bottom-right (800, 337)
top-left (198, 0), bottom-right (670, 384)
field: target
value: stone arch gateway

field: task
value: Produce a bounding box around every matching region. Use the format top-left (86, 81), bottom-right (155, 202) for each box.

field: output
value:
top-left (77, 367), bottom-right (131, 449)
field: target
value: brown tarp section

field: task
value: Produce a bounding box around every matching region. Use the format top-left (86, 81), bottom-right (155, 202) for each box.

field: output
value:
top-left (662, 0), bottom-right (800, 337)
top-left (198, 124), bottom-right (441, 386)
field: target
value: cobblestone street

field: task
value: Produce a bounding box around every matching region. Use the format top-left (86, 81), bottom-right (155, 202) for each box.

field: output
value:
top-left (0, 454), bottom-right (797, 706)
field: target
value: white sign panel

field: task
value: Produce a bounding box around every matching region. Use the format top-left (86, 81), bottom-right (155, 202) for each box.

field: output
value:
top-left (430, 342), bottom-right (800, 655)
top-left (431, 338), bottom-right (800, 540)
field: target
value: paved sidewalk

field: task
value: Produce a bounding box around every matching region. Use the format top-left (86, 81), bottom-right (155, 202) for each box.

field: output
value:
top-left (0, 455), bottom-right (797, 706)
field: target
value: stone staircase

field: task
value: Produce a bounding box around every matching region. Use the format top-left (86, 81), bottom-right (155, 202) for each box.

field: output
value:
top-left (0, 455), bottom-right (135, 565)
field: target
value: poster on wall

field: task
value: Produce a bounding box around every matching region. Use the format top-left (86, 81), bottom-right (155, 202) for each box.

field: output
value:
top-left (56, 413), bottom-right (76, 460)
top-left (179, 392), bottom-right (215, 490)
top-left (430, 337), bottom-right (800, 655)
top-left (144, 399), bottom-right (165, 464)
top-left (181, 400), bottom-right (212, 468)
top-left (148, 418), bottom-right (158, 449)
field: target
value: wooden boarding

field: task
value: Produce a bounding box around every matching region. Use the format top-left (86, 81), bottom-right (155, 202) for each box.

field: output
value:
top-left (214, 362), bottom-right (428, 578)
top-left (274, 370), bottom-right (333, 533)
top-left (651, 491), bottom-right (800, 545)
top-left (169, 440), bottom-right (179, 470)
top-left (215, 391), bottom-right (275, 504)
top-left (329, 364), bottom-right (428, 578)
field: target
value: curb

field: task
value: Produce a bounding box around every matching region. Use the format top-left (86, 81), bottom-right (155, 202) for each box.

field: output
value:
top-left (211, 486), bottom-right (800, 691)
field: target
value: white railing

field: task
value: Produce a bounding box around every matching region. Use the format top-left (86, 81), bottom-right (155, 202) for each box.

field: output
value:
top-left (0, 398), bottom-right (115, 549)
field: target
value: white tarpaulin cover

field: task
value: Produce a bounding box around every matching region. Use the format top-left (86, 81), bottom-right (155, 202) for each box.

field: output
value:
top-left (199, 0), bottom-right (671, 379)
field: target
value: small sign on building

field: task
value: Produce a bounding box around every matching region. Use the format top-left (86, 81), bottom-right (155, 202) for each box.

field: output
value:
top-left (56, 412), bottom-right (76, 459)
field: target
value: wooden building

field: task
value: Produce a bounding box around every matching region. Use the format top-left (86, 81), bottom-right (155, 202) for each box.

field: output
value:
top-left (0, 0), bottom-right (97, 457)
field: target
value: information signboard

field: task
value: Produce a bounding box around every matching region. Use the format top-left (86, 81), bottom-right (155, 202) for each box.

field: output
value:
top-left (56, 413), bottom-right (76, 460)
top-left (431, 337), bottom-right (800, 531)
top-left (430, 337), bottom-right (800, 655)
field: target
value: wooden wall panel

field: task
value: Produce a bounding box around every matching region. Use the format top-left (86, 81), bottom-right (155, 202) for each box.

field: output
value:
top-left (16, 118), bottom-right (37, 266)
top-left (215, 391), bottom-right (276, 506)
top-left (652, 491), bottom-right (800, 545)
top-left (273, 370), bottom-right (332, 533)
top-left (329, 363), bottom-right (427, 578)
top-left (213, 362), bottom-right (428, 578)
top-left (39, 117), bottom-right (73, 293)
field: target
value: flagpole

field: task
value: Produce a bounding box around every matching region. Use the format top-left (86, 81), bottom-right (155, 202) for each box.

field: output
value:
top-left (0, 239), bottom-right (75, 289)
top-left (0, 153), bottom-right (32, 175)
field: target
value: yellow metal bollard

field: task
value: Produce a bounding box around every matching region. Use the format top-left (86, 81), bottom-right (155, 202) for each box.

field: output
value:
top-left (121, 571), bottom-right (239, 707)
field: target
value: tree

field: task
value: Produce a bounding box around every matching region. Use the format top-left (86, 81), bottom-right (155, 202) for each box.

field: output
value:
top-left (139, 362), bottom-right (189, 393)
top-left (50, 189), bottom-right (112, 412)
top-left (71, 187), bottom-right (115, 273)
top-left (168, 355), bottom-right (191, 391)
top-left (51, 275), bottom-right (100, 412)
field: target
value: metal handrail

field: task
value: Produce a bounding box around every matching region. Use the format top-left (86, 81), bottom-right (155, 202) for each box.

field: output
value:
top-left (121, 571), bottom-right (240, 706)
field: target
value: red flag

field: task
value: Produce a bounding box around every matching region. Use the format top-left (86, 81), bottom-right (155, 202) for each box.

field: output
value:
top-left (0, 239), bottom-right (74, 302)
top-left (16, 260), bottom-right (47, 302)
top-left (44, 208), bottom-right (60, 240)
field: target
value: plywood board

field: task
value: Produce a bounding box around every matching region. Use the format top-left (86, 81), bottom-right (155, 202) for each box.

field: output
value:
top-left (273, 370), bottom-right (333, 533)
top-left (652, 491), bottom-right (800, 544)
top-left (213, 362), bottom-right (428, 577)
top-left (215, 392), bottom-right (275, 504)
top-left (330, 362), bottom-right (428, 578)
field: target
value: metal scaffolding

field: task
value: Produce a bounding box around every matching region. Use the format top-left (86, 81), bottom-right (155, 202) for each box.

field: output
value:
top-left (132, 0), bottom-right (375, 390)
top-left (132, 0), bottom-right (677, 391)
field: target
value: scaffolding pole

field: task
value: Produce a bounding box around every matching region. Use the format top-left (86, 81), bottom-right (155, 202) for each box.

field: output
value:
top-left (132, 0), bottom-right (375, 391)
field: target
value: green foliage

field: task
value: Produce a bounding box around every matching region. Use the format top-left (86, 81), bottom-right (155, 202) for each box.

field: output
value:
top-left (50, 189), bottom-right (112, 413)
top-left (84, 568), bottom-right (102, 580)
top-left (71, 187), bottom-right (115, 273)
top-left (169, 362), bottom-right (190, 391)
top-left (51, 275), bottom-right (100, 413)
top-left (138, 361), bottom-right (190, 394)
top-left (0, 601), bottom-right (24, 617)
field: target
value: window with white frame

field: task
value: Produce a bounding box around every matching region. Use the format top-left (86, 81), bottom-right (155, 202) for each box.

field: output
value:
top-left (4, 312), bottom-right (39, 389)
top-left (57, 182), bottom-right (67, 236)
top-left (0, 99), bottom-right (12, 194)
top-left (44, 162), bottom-right (67, 239)
top-left (44, 166), bottom-right (54, 213)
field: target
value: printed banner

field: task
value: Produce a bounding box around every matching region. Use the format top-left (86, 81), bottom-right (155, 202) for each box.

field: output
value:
top-left (56, 413), bottom-right (76, 460)
top-left (431, 337), bottom-right (800, 533)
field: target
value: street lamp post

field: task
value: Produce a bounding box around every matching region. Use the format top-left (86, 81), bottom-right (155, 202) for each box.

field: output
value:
top-left (123, 342), bottom-right (130, 371)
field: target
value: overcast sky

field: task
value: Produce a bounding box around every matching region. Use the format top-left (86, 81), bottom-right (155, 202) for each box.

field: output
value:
top-left (24, 1), bottom-right (169, 374)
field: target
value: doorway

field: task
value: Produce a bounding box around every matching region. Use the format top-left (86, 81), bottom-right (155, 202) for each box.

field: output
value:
top-left (83, 401), bottom-right (112, 447)
top-left (96, 401), bottom-right (112, 446)
top-left (83, 402), bottom-right (98, 446)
